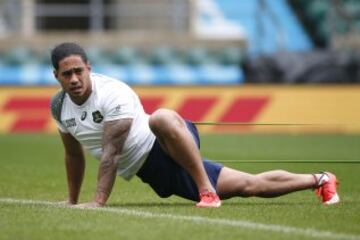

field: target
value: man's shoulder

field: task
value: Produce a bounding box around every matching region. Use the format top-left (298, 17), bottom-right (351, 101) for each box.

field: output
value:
top-left (91, 73), bottom-right (119, 85)
top-left (92, 73), bottom-right (134, 96)
top-left (50, 89), bottom-right (66, 122)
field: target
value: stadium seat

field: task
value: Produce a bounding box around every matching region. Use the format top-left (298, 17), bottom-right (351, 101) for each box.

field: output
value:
top-left (215, 47), bottom-right (243, 65)
top-left (305, 0), bottom-right (329, 21)
top-left (343, 0), bottom-right (360, 15)
top-left (111, 46), bottom-right (141, 65)
top-left (343, 0), bottom-right (360, 32)
top-left (2, 47), bottom-right (35, 65)
top-left (184, 47), bottom-right (214, 65)
top-left (86, 47), bottom-right (110, 65)
top-left (36, 49), bottom-right (52, 65)
top-left (147, 46), bottom-right (180, 65)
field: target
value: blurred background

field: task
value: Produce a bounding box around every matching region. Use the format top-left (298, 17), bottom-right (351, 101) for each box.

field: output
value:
top-left (0, 0), bottom-right (359, 134)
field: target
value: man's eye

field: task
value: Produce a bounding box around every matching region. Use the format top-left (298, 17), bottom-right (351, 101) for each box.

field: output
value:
top-left (74, 68), bottom-right (83, 74)
top-left (62, 71), bottom-right (72, 77)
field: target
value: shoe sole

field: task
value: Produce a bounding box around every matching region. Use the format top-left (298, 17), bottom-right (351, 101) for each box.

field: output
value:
top-left (196, 201), bottom-right (222, 208)
top-left (324, 193), bottom-right (340, 205)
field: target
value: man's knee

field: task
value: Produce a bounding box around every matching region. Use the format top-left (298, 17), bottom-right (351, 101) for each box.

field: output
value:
top-left (149, 109), bottom-right (183, 135)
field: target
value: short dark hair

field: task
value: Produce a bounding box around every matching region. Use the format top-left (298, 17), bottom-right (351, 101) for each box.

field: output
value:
top-left (51, 42), bottom-right (88, 70)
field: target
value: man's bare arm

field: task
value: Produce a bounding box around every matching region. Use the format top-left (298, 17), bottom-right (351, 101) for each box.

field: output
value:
top-left (59, 131), bottom-right (85, 204)
top-left (94, 118), bottom-right (132, 206)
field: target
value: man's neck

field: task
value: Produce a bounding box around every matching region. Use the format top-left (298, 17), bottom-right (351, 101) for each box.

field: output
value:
top-left (71, 87), bottom-right (92, 106)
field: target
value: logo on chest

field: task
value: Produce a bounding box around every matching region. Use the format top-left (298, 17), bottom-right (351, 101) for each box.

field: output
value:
top-left (92, 110), bottom-right (104, 123)
top-left (81, 111), bottom-right (87, 121)
top-left (63, 118), bottom-right (76, 128)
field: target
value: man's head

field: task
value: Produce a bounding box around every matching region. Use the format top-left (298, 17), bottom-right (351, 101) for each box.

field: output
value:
top-left (51, 42), bottom-right (92, 105)
top-left (51, 42), bottom-right (88, 70)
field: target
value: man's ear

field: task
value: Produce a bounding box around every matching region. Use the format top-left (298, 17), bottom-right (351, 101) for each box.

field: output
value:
top-left (53, 69), bottom-right (58, 79)
top-left (86, 61), bottom-right (91, 71)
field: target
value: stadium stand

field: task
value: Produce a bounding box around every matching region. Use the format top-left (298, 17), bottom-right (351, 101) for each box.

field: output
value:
top-left (0, 0), bottom-right (247, 85)
top-left (214, 0), bottom-right (312, 54)
top-left (0, 0), bottom-right (358, 85)
top-left (289, 0), bottom-right (360, 48)
top-left (0, 45), bottom-right (244, 85)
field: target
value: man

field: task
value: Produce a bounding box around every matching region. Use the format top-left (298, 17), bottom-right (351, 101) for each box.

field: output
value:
top-left (50, 42), bottom-right (339, 209)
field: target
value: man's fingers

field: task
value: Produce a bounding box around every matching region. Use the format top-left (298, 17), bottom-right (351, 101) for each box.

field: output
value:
top-left (72, 202), bottom-right (102, 209)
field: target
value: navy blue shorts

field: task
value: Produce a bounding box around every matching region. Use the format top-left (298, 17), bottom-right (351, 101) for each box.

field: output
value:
top-left (136, 121), bottom-right (223, 201)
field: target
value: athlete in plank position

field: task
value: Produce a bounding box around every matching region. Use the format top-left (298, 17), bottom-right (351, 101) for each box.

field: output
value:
top-left (50, 42), bottom-right (339, 208)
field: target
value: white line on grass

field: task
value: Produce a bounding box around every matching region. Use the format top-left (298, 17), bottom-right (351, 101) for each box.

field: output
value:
top-left (1, 198), bottom-right (360, 240)
top-left (215, 159), bottom-right (360, 163)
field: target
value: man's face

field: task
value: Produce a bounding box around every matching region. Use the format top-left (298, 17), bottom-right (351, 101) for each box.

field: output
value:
top-left (54, 55), bottom-right (92, 104)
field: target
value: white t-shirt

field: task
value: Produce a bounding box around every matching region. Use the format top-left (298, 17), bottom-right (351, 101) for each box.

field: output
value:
top-left (55, 73), bottom-right (156, 180)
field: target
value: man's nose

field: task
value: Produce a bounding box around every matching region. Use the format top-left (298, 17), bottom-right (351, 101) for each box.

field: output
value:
top-left (69, 73), bottom-right (79, 84)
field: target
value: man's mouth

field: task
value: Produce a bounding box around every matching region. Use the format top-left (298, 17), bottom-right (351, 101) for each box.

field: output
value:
top-left (70, 86), bottom-right (82, 94)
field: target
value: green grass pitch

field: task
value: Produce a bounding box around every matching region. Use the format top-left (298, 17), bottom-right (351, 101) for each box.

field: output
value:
top-left (0, 133), bottom-right (360, 240)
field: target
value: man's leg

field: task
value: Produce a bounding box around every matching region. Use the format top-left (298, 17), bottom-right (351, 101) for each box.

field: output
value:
top-left (149, 109), bottom-right (220, 207)
top-left (216, 167), bottom-right (333, 200)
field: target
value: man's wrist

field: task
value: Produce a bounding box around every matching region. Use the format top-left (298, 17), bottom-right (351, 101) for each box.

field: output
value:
top-left (67, 196), bottom-right (78, 204)
top-left (68, 198), bottom-right (78, 205)
top-left (94, 192), bottom-right (108, 206)
top-left (94, 201), bottom-right (104, 207)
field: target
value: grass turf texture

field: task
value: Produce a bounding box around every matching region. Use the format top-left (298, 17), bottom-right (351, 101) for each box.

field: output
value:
top-left (0, 134), bottom-right (360, 240)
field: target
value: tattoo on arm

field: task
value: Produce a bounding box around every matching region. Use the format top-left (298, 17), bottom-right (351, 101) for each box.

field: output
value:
top-left (95, 118), bottom-right (132, 205)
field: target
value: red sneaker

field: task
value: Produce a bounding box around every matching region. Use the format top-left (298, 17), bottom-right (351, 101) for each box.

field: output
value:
top-left (196, 190), bottom-right (221, 208)
top-left (315, 172), bottom-right (340, 205)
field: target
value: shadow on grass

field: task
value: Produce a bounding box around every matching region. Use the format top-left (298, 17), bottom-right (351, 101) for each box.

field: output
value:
top-left (224, 201), bottom-right (316, 207)
top-left (108, 200), bottom-right (316, 208)
top-left (108, 202), bottom-right (194, 208)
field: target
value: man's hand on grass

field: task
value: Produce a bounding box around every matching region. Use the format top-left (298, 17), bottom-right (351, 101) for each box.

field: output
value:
top-left (72, 201), bottom-right (103, 209)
